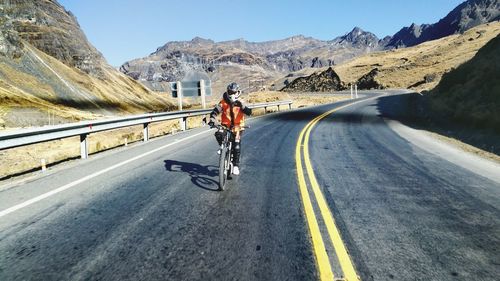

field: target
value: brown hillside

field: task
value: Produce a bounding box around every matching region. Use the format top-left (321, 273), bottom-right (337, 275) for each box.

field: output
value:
top-left (334, 22), bottom-right (500, 91)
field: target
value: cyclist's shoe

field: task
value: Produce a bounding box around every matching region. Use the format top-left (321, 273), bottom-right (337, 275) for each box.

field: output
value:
top-left (217, 149), bottom-right (222, 155)
top-left (233, 166), bottom-right (240, 175)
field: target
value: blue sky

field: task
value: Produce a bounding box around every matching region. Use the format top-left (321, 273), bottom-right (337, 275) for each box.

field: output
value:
top-left (59, 0), bottom-right (465, 67)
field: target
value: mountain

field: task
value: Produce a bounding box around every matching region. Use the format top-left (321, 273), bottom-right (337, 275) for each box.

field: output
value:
top-left (123, 0), bottom-right (500, 94)
top-left (386, 0), bottom-right (500, 48)
top-left (119, 27), bottom-right (383, 94)
top-left (0, 0), bottom-right (174, 128)
top-left (285, 22), bottom-right (500, 94)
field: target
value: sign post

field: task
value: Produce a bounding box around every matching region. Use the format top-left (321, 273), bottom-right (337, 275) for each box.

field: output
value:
top-left (200, 79), bottom-right (206, 109)
top-left (176, 81), bottom-right (183, 111)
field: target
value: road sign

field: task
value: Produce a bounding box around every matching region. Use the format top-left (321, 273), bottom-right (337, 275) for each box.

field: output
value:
top-left (170, 80), bottom-right (212, 98)
top-left (170, 80), bottom-right (212, 110)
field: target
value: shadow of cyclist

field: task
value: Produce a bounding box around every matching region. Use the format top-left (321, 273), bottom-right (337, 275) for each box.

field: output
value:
top-left (164, 160), bottom-right (219, 191)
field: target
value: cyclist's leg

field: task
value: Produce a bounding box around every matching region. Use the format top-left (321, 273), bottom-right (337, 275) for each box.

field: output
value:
top-left (232, 131), bottom-right (242, 166)
top-left (214, 129), bottom-right (224, 145)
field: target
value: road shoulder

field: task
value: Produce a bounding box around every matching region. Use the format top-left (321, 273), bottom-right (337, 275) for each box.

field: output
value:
top-left (385, 118), bottom-right (500, 184)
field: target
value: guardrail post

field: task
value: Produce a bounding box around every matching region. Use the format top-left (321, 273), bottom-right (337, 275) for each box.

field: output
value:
top-left (355, 84), bottom-right (358, 98)
top-left (277, 105), bottom-right (280, 112)
top-left (180, 117), bottom-right (187, 131)
top-left (80, 134), bottom-right (88, 159)
top-left (264, 107), bottom-right (267, 114)
top-left (289, 103), bottom-right (292, 110)
top-left (143, 123), bottom-right (149, 142)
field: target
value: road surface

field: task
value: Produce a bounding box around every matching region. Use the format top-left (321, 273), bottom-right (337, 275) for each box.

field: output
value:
top-left (0, 91), bottom-right (498, 280)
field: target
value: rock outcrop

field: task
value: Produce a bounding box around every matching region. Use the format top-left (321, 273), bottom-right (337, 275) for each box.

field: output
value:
top-left (0, 0), bottom-right (107, 78)
top-left (266, 51), bottom-right (307, 72)
top-left (356, 68), bottom-right (385, 90)
top-left (311, 57), bottom-right (334, 68)
top-left (0, 24), bottom-right (24, 59)
top-left (281, 67), bottom-right (346, 92)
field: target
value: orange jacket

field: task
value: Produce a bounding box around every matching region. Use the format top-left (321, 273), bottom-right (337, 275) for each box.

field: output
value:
top-left (219, 99), bottom-right (245, 128)
top-left (210, 94), bottom-right (252, 130)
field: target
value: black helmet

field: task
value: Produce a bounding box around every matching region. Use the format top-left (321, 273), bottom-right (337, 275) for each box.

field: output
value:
top-left (227, 82), bottom-right (240, 94)
top-left (226, 82), bottom-right (241, 103)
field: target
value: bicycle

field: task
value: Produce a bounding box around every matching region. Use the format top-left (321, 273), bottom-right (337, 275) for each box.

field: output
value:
top-left (211, 124), bottom-right (248, 190)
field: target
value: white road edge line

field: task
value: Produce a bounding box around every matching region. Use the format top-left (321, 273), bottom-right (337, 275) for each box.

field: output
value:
top-left (0, 129), bottom-right (212, 218)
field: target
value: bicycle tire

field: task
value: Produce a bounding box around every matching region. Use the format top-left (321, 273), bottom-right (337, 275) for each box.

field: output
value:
top-left (218, 146), bottom-right (228, 190)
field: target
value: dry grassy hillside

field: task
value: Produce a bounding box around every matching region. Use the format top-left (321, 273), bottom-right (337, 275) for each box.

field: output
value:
top-left (336, 22), bottom-right (500, 91)
top-left (274, 22), bottom-right (500, 92)
top-left (0, 44), bottom-right (176, 129)
top-left (428, 33), bottom-right (500, 132)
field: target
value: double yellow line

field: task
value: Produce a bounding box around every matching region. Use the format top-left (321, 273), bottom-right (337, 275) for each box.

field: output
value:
top-left (295, 101), bottom-right (365, 281)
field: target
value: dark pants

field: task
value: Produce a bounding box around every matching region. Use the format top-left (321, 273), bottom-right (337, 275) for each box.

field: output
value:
top-left (215, 130), bottom-right (242, 166)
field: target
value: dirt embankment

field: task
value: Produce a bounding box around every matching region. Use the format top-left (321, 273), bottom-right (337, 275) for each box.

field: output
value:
top-left (378, 93), bottom-right (500, 161)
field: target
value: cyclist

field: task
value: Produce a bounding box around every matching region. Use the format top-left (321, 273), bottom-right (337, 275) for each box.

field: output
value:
top-left (208, 82), bottom-right (252, 175)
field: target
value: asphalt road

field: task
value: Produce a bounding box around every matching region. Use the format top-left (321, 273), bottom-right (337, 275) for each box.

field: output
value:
top-left (0, 91), bottom-right (498, 280)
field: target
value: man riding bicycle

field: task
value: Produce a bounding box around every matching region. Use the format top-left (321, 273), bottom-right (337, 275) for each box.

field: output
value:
top-left (208, 82), bottom-right (252, 175)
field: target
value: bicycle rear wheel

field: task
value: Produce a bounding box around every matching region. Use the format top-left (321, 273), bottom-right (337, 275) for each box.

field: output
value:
top-left (218, 147), bottom-right (229, 190)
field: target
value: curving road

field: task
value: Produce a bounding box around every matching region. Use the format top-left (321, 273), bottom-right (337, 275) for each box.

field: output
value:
top-left (0, 91), bottom-right (499, 280)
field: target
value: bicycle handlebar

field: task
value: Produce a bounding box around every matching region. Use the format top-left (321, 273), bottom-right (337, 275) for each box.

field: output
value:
top-left (210, 124), bottom-right (250, 130)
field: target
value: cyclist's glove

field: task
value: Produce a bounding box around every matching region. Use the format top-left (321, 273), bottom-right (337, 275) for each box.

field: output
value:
top-left (208, 117), bottom-right (217, 128)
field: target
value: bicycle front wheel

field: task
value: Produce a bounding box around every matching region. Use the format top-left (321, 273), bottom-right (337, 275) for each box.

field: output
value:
top-left (218, 147), bottom-right (229, 190)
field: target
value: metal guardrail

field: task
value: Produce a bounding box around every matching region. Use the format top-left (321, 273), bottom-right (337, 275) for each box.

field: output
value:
top-left (0, 100), bottom-right (292, 159)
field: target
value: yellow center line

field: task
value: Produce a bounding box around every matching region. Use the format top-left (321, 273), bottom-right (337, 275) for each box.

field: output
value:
top-left (296, 120), bottom-right (334, 281)
top-left (296, 97), bottom-right (379, 281)
top-left (304, 107), bottom-right (359, 281)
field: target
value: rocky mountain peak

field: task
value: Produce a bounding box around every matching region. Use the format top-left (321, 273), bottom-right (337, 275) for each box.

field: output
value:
top-left (350, 27), bottom-right (365, 36)
top-left (344, 27), bottom-right (370, 40)
top-left (407, 23), bottom-right (424, 37)
top-left (332, 26), bottom-right (380, 49)
top-left (289, 35), bottom-right (307, 40)
top-left (155, 36), bottom-right (216, 54)
top-left (190, 37), bottom-right (214, 44)
top-left (386, 0), bottom-right (499, 48)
